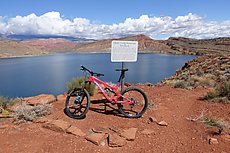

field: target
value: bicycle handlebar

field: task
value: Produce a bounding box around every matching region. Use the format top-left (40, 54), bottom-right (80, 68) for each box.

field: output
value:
top-left (80, 65), bottom-right (104, 77)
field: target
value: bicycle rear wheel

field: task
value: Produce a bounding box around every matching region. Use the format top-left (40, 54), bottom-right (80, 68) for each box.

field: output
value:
top-left (118, 87), bottom-right (148, 118)
top-left (65, 88), bottom-right (90, 119)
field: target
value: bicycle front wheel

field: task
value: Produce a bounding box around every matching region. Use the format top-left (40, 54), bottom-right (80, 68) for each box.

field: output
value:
top-left (65, 88), bottom-right (90, 119)
top-left (118, 87), bottom-right (148, 118)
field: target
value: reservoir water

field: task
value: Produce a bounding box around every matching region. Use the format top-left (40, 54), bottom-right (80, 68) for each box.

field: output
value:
top-left (0, 53), bottom-right (196, 97)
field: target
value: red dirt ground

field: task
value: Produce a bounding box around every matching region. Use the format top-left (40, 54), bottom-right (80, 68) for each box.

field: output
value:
top-left (0, 85), bottom-right (230, 153)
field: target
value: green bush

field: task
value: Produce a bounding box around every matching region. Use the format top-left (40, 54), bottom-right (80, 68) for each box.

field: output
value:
top-left (0, 96), bottom-right (9, 110)
top-left (14, 103), bottom-right (52, 123)
top-left (203, 81), bottom-right (230, 102)
top-left (67, 77), bottom-right (96, 96)
top-left (0, 96), bottom-right (21, 111)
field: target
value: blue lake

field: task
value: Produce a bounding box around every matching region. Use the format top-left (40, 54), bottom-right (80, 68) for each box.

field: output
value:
top-left (0, 53), bottom-right (196, 98)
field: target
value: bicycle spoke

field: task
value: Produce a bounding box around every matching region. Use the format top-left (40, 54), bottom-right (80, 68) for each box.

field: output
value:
top-left (65, 88), bottom-right (90, 119)
top-left (118, 87), bottom-right (148, 118)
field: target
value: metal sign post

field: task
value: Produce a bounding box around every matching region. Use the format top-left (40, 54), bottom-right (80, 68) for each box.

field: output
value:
top-left (121, 61), bottom-right (124, 92)
top-left (111, 40), bottom-right (138, 92)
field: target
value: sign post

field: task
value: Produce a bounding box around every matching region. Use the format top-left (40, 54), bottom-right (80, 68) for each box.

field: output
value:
top-left (111, 40), bottom-right (138, 92)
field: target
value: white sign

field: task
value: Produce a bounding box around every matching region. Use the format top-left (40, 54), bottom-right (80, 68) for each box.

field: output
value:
top-left (111, 40), bottom-right (138, 62)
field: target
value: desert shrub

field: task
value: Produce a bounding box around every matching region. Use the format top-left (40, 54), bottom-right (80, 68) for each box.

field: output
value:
top-left (14, 103), bottom-right (52, 123)
top-left (219, 81), bottom-right (230, 99)
top-left (203, 90), bottom-right (219, 100)
top-left (201, 116), bottom-right (229, 134)
top-left (173, 80), bottom-right (189, 89)
top-left (198, 77), bottom-right (215, 87)
top-left (0, 96), bottom-right (21, 111)
top-left (196, 68), bottom-right (205, 76)
top-left (203, 81), bottom-right (230, 102)
top-left (209, 97), bottom-right (229, 103)
top-left (220, 74), bottom-right (230, 82)
top-left (0, 96), bottom-right (9, 110)
top-left (67, 77), bottom-right (96, 96)
top-left (173, 76), bottom-right (215, 89)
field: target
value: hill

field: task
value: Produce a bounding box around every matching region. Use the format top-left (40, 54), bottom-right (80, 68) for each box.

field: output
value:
top-left (164, 37), bottom-right (230, 55)
top-left (0, 34), bottom-right (230, 58)
top-left (72, 35), bottom-right (230, 55)
top-left (0, 39), bottom-right (48, 58)
top-left (72, 34), bottom-right (178, 54)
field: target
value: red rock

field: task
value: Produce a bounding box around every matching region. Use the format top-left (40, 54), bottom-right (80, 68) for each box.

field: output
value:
top-left (92, 127), bottom-right (108, 133)
top-left (149, 116), bottom-right (157, 123)
top-left (23, 94), bottom-right (57, 105)
top-left (109, 134), bottom-right (127, 147)
top-left (109, 126), bottom-right (122, 134)
top-left (120, 128), bottom-right (138, 141)
top-left (42, 120), bottom-right (71, 133)
top-left (57, 93), bottom-right (67, 101)
top-left (209, 138), bottom-right (218, 144)
top-left (66, 126), bottom-right (85, 137)
top-left (157, 121), bottom-right (168, 126)
top-left (141, 129), bottom-right (155, 135)
top-left (85, 133), bottom-right (108, 146)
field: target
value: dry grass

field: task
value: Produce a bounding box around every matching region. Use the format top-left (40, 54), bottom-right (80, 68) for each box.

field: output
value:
top-left (201, 116), bottom-right (229, 134)
top-left (14, 103), bottom-right (52, 123)
top-left (186, 110), bottom-right (229, 134)
top-left (203, 81), bottom-right (230, 103)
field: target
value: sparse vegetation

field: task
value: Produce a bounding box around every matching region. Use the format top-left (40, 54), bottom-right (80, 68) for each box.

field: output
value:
top-left (147, 100), bottom-right (155, 110)
top-left (201, 116), bottom-right (229, 134)
top-left (203, 81), bottom-right (230, 103)
top-left (165, 55), bottom-right (230, 90)
top-left (0, 96), bottom-right (21, 113)
top-left (203, 90), bottom-right (219, 100)
top-left (173, 80), bottom-right (189, 89)
top-left (172, 74), bottom-right (215, 89)
top-left (14, 103), bottom-right (52, 123)
top-left (187, 110), bottom-right (229, 134)
top-left (67, 77), bottom-right (96, 96)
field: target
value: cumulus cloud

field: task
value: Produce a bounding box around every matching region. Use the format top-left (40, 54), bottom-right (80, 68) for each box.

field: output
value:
top-left (0, 11), bottom-right (230, 39)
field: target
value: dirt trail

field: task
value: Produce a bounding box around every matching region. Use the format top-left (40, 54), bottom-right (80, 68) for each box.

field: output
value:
top-left (0, 85), bottom-right (230, 153)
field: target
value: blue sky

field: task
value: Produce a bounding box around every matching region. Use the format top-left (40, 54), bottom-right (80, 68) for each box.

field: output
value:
top-left (0, 0), bottom-right (230, 39)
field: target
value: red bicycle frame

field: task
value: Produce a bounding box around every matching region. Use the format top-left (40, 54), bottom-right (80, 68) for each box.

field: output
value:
top-left (88, 75), bottom-right (134, 105)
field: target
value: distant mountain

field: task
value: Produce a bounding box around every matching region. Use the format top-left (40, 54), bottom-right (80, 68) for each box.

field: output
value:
top-left (0, 39), bottom-right (49, 58)
top-left (23, 38), bottom-right (78, 52)
top-left (73, 34), bottom-right (230, 55)
top-left (0, 34), bottom-right (229, 58)
top-left (0, 34), bottom-right (94, 42)
top-left (73, 34), bottom-right (178, 54)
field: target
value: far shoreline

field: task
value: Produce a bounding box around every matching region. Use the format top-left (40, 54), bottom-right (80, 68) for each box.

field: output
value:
top-left (0, 50), bottom-right (197, 59)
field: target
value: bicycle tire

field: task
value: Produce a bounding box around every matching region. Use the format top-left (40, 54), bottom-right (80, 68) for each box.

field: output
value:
top-left (65, 88), bottom-right (90, 119)
top-left (118, 87), bottom-right (148, 118)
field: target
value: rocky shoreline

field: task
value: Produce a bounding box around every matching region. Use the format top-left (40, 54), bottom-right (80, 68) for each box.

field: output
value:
top-left (162, 55), bottom-right (230, 88)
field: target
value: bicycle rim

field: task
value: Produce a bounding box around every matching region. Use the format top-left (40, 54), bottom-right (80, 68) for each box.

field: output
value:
top-left (118, 87), bottom-right (148, 118)
top-left (65, 88), bottom-right (90, 119)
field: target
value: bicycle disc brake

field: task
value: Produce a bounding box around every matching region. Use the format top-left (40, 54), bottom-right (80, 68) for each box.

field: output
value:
top-left (129, 98), bottom-right (136, 108)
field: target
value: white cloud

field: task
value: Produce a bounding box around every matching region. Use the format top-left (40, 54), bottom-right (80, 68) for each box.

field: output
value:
top-left (0, 11), bottom-right (230, 39)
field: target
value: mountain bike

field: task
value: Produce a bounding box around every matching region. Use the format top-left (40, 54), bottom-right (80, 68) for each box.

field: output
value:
top-left (65, 65), bottom-right (148, 119)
